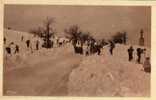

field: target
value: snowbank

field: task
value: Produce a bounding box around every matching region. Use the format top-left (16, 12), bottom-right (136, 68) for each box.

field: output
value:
top-left (68, 44), bottom-right (150, 97)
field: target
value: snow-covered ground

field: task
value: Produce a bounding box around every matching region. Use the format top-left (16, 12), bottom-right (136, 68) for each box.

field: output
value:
top-left (3, 29), bottom-right (150, 96)
top-left (68, 44), bottom-right (150, 97)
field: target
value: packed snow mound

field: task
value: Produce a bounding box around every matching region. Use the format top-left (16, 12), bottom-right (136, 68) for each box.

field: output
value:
top-left (68, 44), bottom-right (150, 97)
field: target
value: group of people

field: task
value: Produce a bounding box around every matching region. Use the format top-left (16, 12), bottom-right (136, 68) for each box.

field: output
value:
top-left (127, 46), bottom-right (151, 73)
top-left (25, 39), bottom-right (40, 52)
top-left (5, 42), bottom-right (19, 55)
top-left (73, 38), bottom-right (103, 56)
top-left (73, 39), bottom-right (116, 56)
top-left (4, 34), bottom-right (71, 56)
top-left (4, 33), bottom-right (151, 73)
top-left (73, 38), bottom-right (150, 73)
top-left (4, 35), bottom-right (40, 56)
top-left (127, 46), bottom-right (146, 63)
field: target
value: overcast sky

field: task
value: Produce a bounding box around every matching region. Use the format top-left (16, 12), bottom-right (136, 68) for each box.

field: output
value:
top-left (4, 5), bottom-right (151, 46)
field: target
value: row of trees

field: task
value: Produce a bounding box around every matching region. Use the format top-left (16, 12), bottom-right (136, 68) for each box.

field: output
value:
top-left (64, 25), bottom-right (128, 47)
top-left (29, 17), bottom-right (128, 49)
top-left (64, 25), bottom-right (94, 47)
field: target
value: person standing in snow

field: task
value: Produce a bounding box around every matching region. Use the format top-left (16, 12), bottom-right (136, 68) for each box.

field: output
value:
top-left (86, 46), bottom-right (89, 56)
top-left (36, 40), bottom-right (40, 50)
top-left (109, 41), bottom-right (115, 55)
top-left (97, 45), bottom-right (101, 55)
top-left (26, 40), bottom-right (30, 48)
top-left (84, 41), bottom-right (90, 56)
top-left (127, 46), bottom-right (134, 61)
top-left (90, 40), bottom-right (94, 54)
top-left (6, 42), bottom-right (14, 56)
top-left (21, 35), bottom-right (24, 41)
top-left (14, 44), bottom-right (19, 54)
top-left (5, 46), bottom-right (11, 55)
top-left (10, 42), bottom-right (15, 55)
top-left (136, 48), bottom-right (143, 63)
top-left (29, 41), bottom-right (33, 53)
top-left (4, 37), bottom-right (6, 44)
top-left (5, 45), bottom-right (12, 60)
top-left (95, 41), bottom-right (101, 55)
top-left (141, 48), bottom-right (146, 63)
top-left (123, 32), bottom-right (127, 45)
top-left (143, 57), bottom-right (151, 73)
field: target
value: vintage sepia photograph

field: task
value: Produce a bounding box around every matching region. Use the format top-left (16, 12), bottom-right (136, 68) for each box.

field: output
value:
top-left (3, 5), bottom-right (151, 96)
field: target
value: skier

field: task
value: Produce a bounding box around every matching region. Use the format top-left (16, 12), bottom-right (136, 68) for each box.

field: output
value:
top-left (136, 48), bottom-right (143, 63)
top-left (127, 46), bottom-right (134, 61)
top-left (109, 41), bottom-right (115, 55)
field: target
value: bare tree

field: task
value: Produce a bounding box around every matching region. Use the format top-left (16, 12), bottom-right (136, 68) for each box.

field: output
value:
top-left (30, 17), bottom-right (55, 48)
top-left (42, 17), bottom-right (55, 48)
top-left (64, 25), bottom-right (80, 47)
